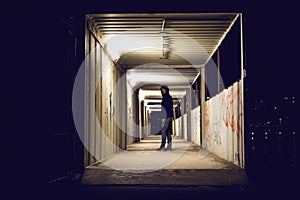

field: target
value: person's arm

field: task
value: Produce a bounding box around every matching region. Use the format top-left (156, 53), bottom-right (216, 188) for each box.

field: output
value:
top-left (168, 96), bottom-right (174, 118)
top-left (161, 98), bottom-right (166, 122)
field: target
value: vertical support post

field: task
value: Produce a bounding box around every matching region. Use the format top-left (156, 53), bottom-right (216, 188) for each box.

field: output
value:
top-left (195, 77), bottom-right (200, 106)
top-left (89, 33), bottom-right (96, 165)
top-left (117, 71), bottom-right (121, 149)
top-left (139, 99), bottom-right (144, 140)
top-left (144, 104), bottom-right (148, 137)
top-left (144, 107), bottom-right (146, 137)
top-left (95, 41), bottom-right (101, 161)
top-left (200, 67), bottom-right (206, 148)
top-left (113, 68), bottom-right (117, 153)
top-left (173, 107), bottom-right (177, 136)
top-left (217, 49), bottom-right (221, 93)
top-left (121, 73), bottom-right (127, 149)
top-left (146, 109), bottom-right (150, 137)
top-left (180, 98), bottom-right (185, 139)
top-left (101, 48), bottom-right (107, 158)
top-left (240, 13), bottom-right (245, 168)
top-left (84, 18), bottom-right (90, 167)
top-left (186, 88), bottom-right (192, 142)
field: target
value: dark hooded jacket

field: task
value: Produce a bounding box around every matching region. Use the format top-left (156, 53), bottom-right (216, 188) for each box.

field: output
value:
top-left (160, 86), bottom-right (174, 119)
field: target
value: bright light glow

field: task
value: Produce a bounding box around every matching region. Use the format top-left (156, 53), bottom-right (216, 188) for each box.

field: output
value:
top-left (139, 89), bottom-right (186, 100)
top-left (104, 34), bottom-right (162, 61)
top-left (127, 72), bottom-right (191, 90)
top-left (146, 105), bottom-right (162, 108)
top-left (130, 74), bottom-right (176, 86)
top-left (103, 28), bottom-right (209, 66)
top-left (149, 109), bottom-right (162, 112)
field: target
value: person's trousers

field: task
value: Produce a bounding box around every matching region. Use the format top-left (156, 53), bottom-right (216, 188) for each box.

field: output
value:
top-left (160, 117), bottom-right (172, 148)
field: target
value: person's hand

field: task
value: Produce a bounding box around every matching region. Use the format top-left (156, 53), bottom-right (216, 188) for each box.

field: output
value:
top-left (161, 118), bottom-right (166, 123)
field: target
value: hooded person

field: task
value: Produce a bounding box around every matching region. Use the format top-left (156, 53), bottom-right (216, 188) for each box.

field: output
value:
top-left (157, 85), bottom-right (173, 151)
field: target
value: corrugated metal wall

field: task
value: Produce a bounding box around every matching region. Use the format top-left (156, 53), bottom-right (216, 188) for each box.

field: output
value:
top-left (84, 28), bottom-right (128, 167)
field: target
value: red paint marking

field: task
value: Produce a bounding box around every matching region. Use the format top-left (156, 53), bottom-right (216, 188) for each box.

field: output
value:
top-left (205, 82), bottom-right (244, 138)
top-left (205, 101), bottom-right (210, 128)
top-left (220, 83), bottom-right (243, 135)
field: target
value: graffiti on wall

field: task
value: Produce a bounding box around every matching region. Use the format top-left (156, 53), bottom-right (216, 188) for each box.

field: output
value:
top-left (221, 81), bottom-right (244, 136)
top-left (205, 81), bottom-right (244, 148)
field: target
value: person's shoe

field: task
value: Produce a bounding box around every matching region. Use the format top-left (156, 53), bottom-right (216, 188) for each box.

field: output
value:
top-left (156, 147), bottom-right (165, 151)
top-left (165, 147), bottom-right (172, 151)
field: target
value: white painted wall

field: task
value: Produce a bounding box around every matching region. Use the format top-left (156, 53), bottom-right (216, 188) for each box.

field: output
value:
top-left (191, 106), bottom-right (201, 145)
top-left (182, 114), bottom-right (187, 140)
top-left (126, 83), bottom-right (138, 145)
top-left (204, 81), bottom-right (244, 167)
top-left (173, 80), bottom-right (244, 167)
top-left (174, 117), bottom-right (181, 137)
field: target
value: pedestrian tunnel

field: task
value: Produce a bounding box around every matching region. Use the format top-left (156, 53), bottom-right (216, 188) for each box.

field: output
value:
top-left (73, 13), bottom-right (245, 172)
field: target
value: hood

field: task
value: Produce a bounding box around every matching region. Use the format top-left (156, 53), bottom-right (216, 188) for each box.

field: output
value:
top-left (160, 85), bottom-right (170, 95)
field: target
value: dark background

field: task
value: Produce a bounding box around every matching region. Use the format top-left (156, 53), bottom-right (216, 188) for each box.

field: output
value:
top-left (1, 0), bottom-right (297, 198)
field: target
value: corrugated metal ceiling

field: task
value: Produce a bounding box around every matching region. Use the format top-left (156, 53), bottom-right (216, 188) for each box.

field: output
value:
top-left (87, 13), bottom-right (239, 103)
top-left (87, 13), bottom-right (238, 68)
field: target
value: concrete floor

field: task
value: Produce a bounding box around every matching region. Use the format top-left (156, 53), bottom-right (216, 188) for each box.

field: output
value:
top-left (37, 135), bottom-right (297, 200)
top-left (81, 135), bottom-right (248, 186)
